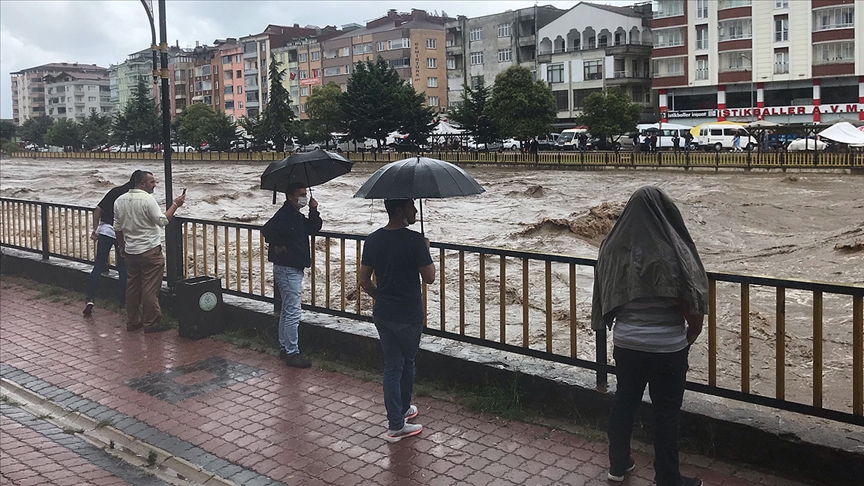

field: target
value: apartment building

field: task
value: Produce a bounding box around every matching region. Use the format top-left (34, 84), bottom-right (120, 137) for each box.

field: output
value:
top-left (445, 5), bottom-right (565, 109)
top-left (109, 49), bottom-right (157, 110)
top-left (537, 2), bottom-right (654, 126)
top-left (275, 26), bottom-right (342, 117)
top-left (240, 24), bottom-right (319, 118)
top-left (218, 43), bottom-right (247, 121)
top-left (10, 62), bottom-right (108, 125)
top-left (44, 71), bottom-right (115, 122)
top-left (169, 49), bottom-right (195, 117)
top-left (653, 0), bottom-right (864, 125)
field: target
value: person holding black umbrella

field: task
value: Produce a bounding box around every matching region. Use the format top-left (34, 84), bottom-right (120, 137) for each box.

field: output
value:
top-left (358, 198), bottom-right (435, 442)
top-left (261, 183), bottom-right (322, 368)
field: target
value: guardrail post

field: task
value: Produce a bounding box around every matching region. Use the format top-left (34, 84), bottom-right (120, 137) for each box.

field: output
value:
top-left (40, 204), bottom-right (49, 260)
top-left (715, 149), bottom-right (720, 172)
top-left (595, 327), bottom-right (608, 390)
top-left (813, 149), bottom-right (819, 167)
top-left (657, 150), bottom-right (662, 166)
top-left (746, 148), bottom-right (752, 170)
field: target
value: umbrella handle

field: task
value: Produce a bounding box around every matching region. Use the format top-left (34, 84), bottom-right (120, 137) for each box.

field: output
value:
top-left (420, 198), bottom-right (424, 236)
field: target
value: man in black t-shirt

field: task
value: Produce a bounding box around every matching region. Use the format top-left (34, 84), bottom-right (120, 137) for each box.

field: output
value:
top-left (359, 199), bottom-right (435, 442)
top-left (83, 170), bottom-right (141, 316)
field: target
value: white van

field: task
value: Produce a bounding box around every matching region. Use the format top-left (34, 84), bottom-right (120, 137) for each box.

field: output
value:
top-left (698, 124), bottom-right (757, 151)
top-left (555, 127), bottom-right (589, 151)
top-left (636, 123), bottom-right (695, 150)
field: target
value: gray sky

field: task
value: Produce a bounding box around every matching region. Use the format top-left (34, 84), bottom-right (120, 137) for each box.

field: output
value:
top-left (0, 0), bottom-right (634, 120)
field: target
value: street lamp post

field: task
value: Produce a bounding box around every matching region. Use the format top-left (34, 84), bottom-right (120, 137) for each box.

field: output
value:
top-left (140, 0), bottom-right (179, 285)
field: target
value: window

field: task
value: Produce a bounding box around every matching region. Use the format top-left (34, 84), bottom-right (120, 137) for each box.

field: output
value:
top-left (388, 58), bottom-right (411, 68)
top-left (427, 58), bottom-right (437, 69)
top-left (469, 28), bottom-right (482, 41)
top-left (497, 24), bottom-right (511, 38)
top-left (236, 70), bottom-right (241, 78)
top-left (470, 76), bottom-right (484, 88)
top-left (719, 51), bottom-right (752, 72)
top-left (654, 28), bottom-right (684, 48)
top-left (341, 47), bottom-right (350, 56)
top-left (311, 51), bottom-right (319, 61)
top-left (388, 38), bottom-right (410, 50)
top-left (774, 0), bottom-right (788, 8)
top-left (312, 69), bottom-right (320, 78)
top-left (344, 65), bottom-right (351, 74)
top-left (353, 43), bottom-right (373, 55)
top-left (774, 49), bottom-right (789, 73)
top-left (323, 66), bottom-right (341, 76)
top-left (718, 0), bottom-right (751, 9)
top-left (222, 56), bottom-right (232, 65)
top-left (718, 19), bottom-right (752, 41)
top-left (299, 53), bottom-right (307, 63)
top-left (299, 70), bottom-right (308, 79)
top-left (238, 101), bottom-right (243, 109)
top-left (653, 57), bottom-right (685, 77)
top-left (498, 48), bottom-right (512, 62)
top-left (224, 86), bottom-right (233, 94)
top-left (237, 86), bottom-right (242, 94)
top-left (553, 91), bottom-right (569, 111)
top-left (447, 58), bottom-right (456, 70)
top-left (201, 65), bottom-right (211, 76)
top-left (813, 7), bottom-right (854, 31)
top-left (300, 86), bottom-right (309, 96)
top-left (259, 41), bottom-right (266, 52)
top-left (323, 49), bottom-right (338, 59)
top-left (573, 88), bottom-right (601, 108)
top-left (774, 16), bottom-right (788, 42)
top-left (469, 51), bottom-right (483, 65)
top-left (696, 0), bottom-right (708, 19)
top-left (235, 54), bottom-right (241, 63)
top-left (376, 41), bottom-right (385, 51)
top-left (695, 26), bottom-right (708, 50)
top-left (88, 96), bottom-right (96, 102)
top-left (653, 0), bottom-right (684, 19)
top-left (224, 70), bottom-right (233, 80)
top-left (225, 101), bottom-right (234, 109)
top-left (694, 58), bottom-right (709, 80)
top-left (426, 38), bottom-right (437, 49)
top-left (427, 77), bottom-right (438, 88)
top-left (427, 96), bottom-right (439, 107)
top-left (300, 104), bottom-right (306, 113)
top-left (813, 41), bottom-right (854, 64)
top-left (583, 60), bottom-right (602, 80)
top-left (174, 70), bottom-right (184, 81)
top-left (547, 63), bottom-right (565, 83)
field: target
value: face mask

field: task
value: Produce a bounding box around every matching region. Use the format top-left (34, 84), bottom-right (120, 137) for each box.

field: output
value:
top-left (296, 196), bottom-right (308, 208)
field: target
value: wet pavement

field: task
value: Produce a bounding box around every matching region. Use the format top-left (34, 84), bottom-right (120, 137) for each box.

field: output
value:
top-left (0, 280), bottom-right (814, 486)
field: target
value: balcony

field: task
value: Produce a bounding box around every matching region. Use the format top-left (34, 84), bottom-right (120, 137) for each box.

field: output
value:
top-left (518, 35), bottom-right (536, 48)
top-left (446, 44), bottom-right (463, 55)
top-left (243, 50), bottom-right (257, 59)
top-left (245, 68), bottom-right (258, 76)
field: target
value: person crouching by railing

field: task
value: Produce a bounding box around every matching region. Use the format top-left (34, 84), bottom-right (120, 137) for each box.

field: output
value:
top-left (591, 185), bottom-right (709, 486)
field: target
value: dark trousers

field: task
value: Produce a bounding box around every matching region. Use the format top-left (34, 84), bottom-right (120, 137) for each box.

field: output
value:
top-left (85, 234), bottom-right (126, 304)
top-left (608, 346), bottom-right (689, 486)
top-left (374, 317), bottom-right (422, 431)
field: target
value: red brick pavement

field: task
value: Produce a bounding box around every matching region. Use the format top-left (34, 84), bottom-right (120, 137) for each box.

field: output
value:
top-left (0, 282), bottom-right (811, 486)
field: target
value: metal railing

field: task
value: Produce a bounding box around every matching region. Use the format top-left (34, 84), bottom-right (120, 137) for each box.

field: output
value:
top-left (2, 197), bottom-right (862, 426)
top-left (7, 149), bottom-right (863, 170)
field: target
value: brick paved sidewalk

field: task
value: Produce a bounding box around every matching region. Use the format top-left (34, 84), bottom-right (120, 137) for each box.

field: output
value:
top-left (0, 281), bottom-right (811, 486)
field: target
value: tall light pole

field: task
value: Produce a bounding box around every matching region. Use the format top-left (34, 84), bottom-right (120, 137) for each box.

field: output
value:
top-left (140, 0), bottom-right (179, 285)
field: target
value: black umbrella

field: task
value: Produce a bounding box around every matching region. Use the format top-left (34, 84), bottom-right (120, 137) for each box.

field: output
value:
top-left (354, 156), bottom-right (485, 233)
top-left (260, 148), bottom-right (353, 202)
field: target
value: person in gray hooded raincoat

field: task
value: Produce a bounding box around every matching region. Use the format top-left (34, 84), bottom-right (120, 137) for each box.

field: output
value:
top-left (591, 185), bottom-right (709, 486)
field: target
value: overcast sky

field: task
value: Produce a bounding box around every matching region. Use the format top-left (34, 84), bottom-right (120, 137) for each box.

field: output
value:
top-left (0, 0), bottom-right (634, 120)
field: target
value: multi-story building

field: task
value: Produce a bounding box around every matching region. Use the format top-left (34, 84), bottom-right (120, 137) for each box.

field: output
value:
top-left (445, 5), bottom-right (566, 109)
top-left (44, 71), bottom-right (115, 122)
top-left (110, 49), bottom-right (156, 110)
top-left (276, 26), bottom-right (342, 117)
top-left (217, 42), bottom-right (246, 121)
top-left (240, 24), bottom-right (319, 118)
top-left (10, 62), bottom-right (109, 125)
top-left (653, 0), bottom-right (864, 125)
top-left (537, 2), bottom-right (654, 126)
top-left (168, 48), bottom-right (195, 117)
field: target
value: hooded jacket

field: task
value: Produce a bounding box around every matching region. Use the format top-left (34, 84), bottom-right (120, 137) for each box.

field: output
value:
top-left (591, 186), bottom-right (709, 331)
top-left (261, 201), bottom-right (322, 269)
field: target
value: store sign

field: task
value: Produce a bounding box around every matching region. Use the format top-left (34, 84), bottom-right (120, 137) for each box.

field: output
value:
top-left (414, 41), bottom-right (421, 82)
top-left (668, 104), bottom-right (863, 118)
top-left (299, 77), bottom-right (320, 86)
top-left (667, 110), bottom-right (716, 118)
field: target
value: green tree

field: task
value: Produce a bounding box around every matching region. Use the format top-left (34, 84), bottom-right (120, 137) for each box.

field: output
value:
top-left (113, 78), bottom-right (160, 148)
top-left (0, 119), bottom-right (17, 142)
top-left (175, 103), bottom-right (237, 152)
top-left (487, 66), bottom-right (556, 142)
top-left (238, 115), bottom-right (270, 151)
top-left (449, 79), bottom-right (498, 147)
top-left (19, 116), bottom-right (54, 146)
top-left (341, 57), bottom-right (405, 149)
top-left (395, 83), bottom-right (436, 147)
top-left (260, 53), bottom-right (295, 151)
top-left (578, 87), bottom-right (641, 146)
top-left (44, 118), bottom-right (83, 150)
top-left (305, 82), bottom-right (344, 147)
top-left (80, 112), bottom-right (112, 150)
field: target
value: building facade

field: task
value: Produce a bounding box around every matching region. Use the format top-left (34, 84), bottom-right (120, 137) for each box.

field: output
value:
top-left (10, 62), bottom-right (108, 125)
top-left (537, 2), bottom-right (654, 126)
top-left (653, 0), bottom-right (864, 125)
top-left (44, 71), bottom-right (115, 122)
top-left (109, 49), bottom-right (156, 110)
top-left (445, 5), bottom-right (566, 109)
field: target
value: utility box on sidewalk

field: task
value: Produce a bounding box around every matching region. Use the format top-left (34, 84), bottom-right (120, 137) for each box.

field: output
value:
top-left (175, 276), bottom-right (226, 340)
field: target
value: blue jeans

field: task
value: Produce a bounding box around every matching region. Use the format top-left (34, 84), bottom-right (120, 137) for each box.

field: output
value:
top-left (608, 346), bottom-right (689, 486)
top-left (85, 234), bottom-right (126, 304)
top-left (374, 317), bottom-right (423, 431)
top-left (273, 265), bottom-right (303, 355)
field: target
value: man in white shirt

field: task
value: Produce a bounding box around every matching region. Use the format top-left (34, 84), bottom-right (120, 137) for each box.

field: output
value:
top-left (114, 171), bottom-right (186, 332)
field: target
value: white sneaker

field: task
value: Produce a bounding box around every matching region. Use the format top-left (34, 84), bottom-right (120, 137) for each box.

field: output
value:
top-left (385, 423), bottom-right (422, 442)
top-left (404, 405), bottom-right (418, 420)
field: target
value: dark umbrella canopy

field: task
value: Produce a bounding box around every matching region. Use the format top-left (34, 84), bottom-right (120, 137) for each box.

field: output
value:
top-left (353, 156), bottom-right (484, 200)
top-left (260, 149), bottom-right (353, 193)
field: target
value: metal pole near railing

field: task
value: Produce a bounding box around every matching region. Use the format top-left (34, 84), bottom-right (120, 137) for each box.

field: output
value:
top-left (40, 204), bottom-right (49, 261)
top-left (595, 327), bottom-right (608, 390)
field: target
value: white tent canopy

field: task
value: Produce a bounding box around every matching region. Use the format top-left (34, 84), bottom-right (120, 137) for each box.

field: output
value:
top-left (818, 122), bottom-right (864, 145)
top-left (432, 121), bottom-right (464, 135)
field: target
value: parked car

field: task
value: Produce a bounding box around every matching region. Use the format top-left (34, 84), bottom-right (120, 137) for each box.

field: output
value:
top-left (697, 124), bottom-right (757, 151)
top-left (501, 138), bottom-right (520, 150)
top-left (535, 133), bottom-right (559, 151)
top-left (389, 140), bottom-right (429, 153)
top-left (555, 127), bottom-right (589, 150)
top-left (786, 137), bottom-right (827, 152)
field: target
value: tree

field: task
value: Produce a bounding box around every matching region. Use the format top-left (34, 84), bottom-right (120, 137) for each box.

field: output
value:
top-left (449, 79), bottom-right (498, 146)
top-left (578, 88), bottom-right (642, 145)
top-left (305, 82), bottom-right (344, 147)
top-left (341, 57), bottom-right (405, 149)
top-left (80, 112), bottom-right (112, 150)
top-left (113, 78), bottom-right (160, 148)
top-left (0, 119), bottom-right (17, 142)
top-left (19, 116), bottom-right (54, 146)
top-left (44, 118), bottom-right (82, 150)
top-left (238, 115), bottom-right (270, 151)
top-left (487, 66), bottom-right (556, 142)
top-left (175, 103), bottom-right (237, 152)
top-left (260, 53), bottom-right (295, 151)
top-left (395, 83), bottom-right (436, 146)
